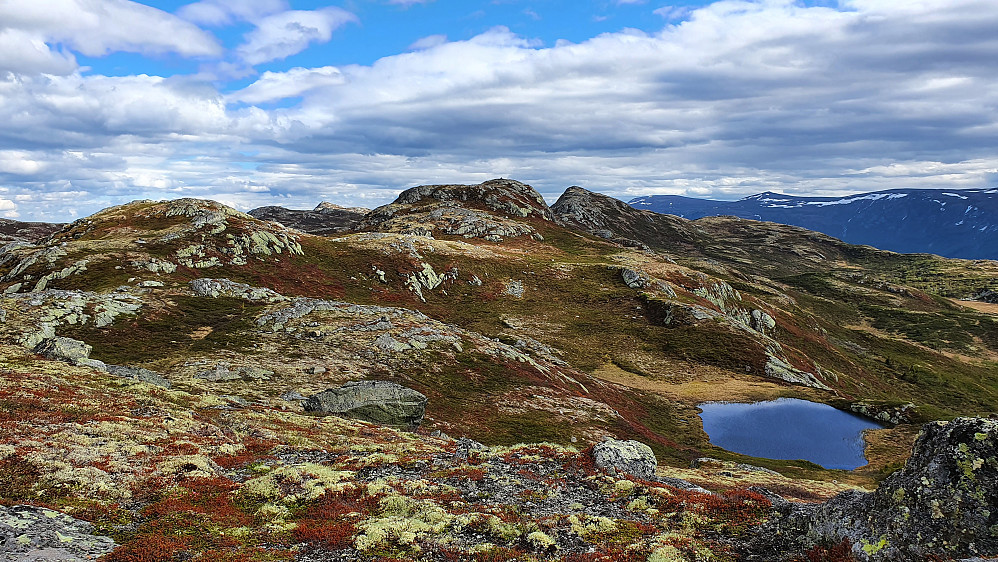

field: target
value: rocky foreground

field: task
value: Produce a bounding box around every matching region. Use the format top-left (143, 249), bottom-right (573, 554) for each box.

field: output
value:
top-left (1, 179), bottom-right (997, 561)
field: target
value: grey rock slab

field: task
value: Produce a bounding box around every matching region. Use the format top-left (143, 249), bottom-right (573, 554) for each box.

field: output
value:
top-left (303, 380), bottom-right (427, 430)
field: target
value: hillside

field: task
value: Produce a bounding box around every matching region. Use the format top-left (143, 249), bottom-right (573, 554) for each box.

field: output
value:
top-left (629, 188), bottom-right (998, 260)
top-left (2, 180), bottom-right (998, 561)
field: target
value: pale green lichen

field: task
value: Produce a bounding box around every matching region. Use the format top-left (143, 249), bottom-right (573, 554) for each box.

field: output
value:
top-left (975, 432), bottom-right (989, 442)
top-left (526, 530), bottom-right (557, 550)
top-left (241, 463), bottom-right (354, 503)
top-left (648, 545), bottom-right (688, 562)
top-left (568, 514), bottom-right (617, 539)
top-left (353, 495), bottom-right (455, 552)
top-left (861, 536), bottom-right (889, 555)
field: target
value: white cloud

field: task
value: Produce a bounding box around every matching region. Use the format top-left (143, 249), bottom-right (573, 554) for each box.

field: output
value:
top-left (408, 34), bottom-right (448, 51)
top-left (228, 66), bottom-right (345, 105)
top-left (236, 7), bottom-right (357, 65)
top-left (0, 0), bottom-right (222, 59)
top-left (178, 0), bottom-right (288, 26)
top-left (0, 28), bottom-right (77, 75)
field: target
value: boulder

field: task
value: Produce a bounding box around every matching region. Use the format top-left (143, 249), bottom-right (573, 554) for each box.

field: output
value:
top-left (742, 417), bottom-right (998, 561)
top-left (303, 380), bottom-right (427, 430)
top-left (591, 437), bottom-right (658, 479)
top-left (33, 336), bottom-right (106, 371)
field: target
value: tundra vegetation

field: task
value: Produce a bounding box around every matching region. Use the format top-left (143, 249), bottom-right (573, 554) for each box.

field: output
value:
top-left (1, 180), bottom-right (997, 561)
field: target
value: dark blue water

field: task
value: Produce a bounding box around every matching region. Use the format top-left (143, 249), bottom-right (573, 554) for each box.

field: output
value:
top-left (698, 398), bottom-right (886, 470)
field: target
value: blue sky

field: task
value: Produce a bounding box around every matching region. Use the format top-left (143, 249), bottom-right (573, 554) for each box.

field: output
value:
top-left (1, 0), bottom-right (997, 221)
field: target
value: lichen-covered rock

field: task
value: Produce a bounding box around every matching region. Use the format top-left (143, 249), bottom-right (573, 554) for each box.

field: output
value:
top-left (303, 380), bottom-right (428, 430)
top-left (0, 504), bottom-right (117, 561)
top-left (107, 365), bottom-right (171, 388)
top-left (621, 268), bottom-right (648, 289)
top-left (743, 417), bottom-right (998, 561)
top-left (764, 353), bottom-right (830, 390)
top-left (189, 278), bottom-right (288, 303)
top-left (33, 336), bottom-right (105, 371)
top-left (591, 437), bottom-right (658, 479)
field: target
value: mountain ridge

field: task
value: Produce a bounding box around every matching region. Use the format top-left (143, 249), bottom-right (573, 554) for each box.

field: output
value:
top-left (629, 187), bottom-right (998, 260)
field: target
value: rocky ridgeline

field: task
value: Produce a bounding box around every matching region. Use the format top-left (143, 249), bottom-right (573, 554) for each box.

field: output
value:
top-left (744, 417), bottom-right (998, 561)
top-left (248, 201), bottom-right (368, 236)
top-left (0, 199), bottom-right (304, 296)
top-left (552, 185), bottom-right (697, 250)
top-left (362, 179), bottom-right (554, 242)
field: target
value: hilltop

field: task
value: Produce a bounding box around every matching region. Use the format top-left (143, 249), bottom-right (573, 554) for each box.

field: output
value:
top-left (1, 180), bottom-right (998, 561)
top-left (629, 188), bottom-right (998, 260)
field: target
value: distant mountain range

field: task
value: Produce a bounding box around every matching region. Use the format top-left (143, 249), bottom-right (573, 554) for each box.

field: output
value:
top-left (629, 188), bottom-right (998, 260)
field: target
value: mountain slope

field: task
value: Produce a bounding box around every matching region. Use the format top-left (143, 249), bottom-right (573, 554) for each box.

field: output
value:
top-left (629, 188), bottom-right (998, 260)
top-left (3, 180), bottom-right (998, 561)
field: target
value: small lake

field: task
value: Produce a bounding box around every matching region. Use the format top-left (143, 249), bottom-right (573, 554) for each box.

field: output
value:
top-left (698, 398), bottom-right (886, 470)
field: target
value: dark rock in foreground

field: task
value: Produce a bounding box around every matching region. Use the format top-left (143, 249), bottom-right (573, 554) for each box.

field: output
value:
top-left (743, 417), bottom-right (998, 561)
top-left (303, 380), bottom-right (427, 430)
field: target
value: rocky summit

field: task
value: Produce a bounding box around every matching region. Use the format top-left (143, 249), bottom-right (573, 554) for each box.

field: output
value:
top-left (0, 179), bottom-right (997, 561)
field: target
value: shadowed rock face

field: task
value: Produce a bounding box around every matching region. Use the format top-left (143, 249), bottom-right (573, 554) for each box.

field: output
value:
top-left (551, 186), bottom-right (698, 250)
top-left (304, 380), bottom-right (428, 430)
top-left (743, 417), bottom-right (998, 561)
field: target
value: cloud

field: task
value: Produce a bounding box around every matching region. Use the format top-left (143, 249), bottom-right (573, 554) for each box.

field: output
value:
top-left (0, 0), bottom-right (222, 60)
top-left (653, 6), bottom-right (690, 20)
top-left (228, 66), bottom-right (345, 104)
top-left (178, 0), bottom-right (289, 26)
top-left (236, 7), bottom-right (358, 65)
top-left (0, 28), bottom-right (77, 75)
top-left (408, 34), bottom-right (449, 51)
top-left (3, 0), bottom-right (998, 220)
top-left (388, 0), bottom-right (435, 6)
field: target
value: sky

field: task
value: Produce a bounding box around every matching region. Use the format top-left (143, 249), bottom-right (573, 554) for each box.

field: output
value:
top-left (1, 0), bottom-right (997, 221)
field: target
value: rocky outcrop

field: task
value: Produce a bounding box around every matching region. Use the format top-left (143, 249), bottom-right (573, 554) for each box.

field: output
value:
top-left (0, 505), bottom-right (117, 561)
top-left (106, 365), bottom-right (171, 388)
top-left (743, 417), bottom-right (998, 561)
top-left (971, 289), bottom-right (998, 304)
top-left (361, 179), bottom-right (552, 242)
top-left (552, 186), bottom-right (698, 251)
top-left (248, 203), bottom-right (366, 235)
top-left (189, 278), bottom-right (288, 303)
top-left (33, 336), bottom-right (106, 371)
top-left (0, 218), bottom-right (63, 244)
top-left (303, 380), bottom-right (428, 430)
top-left (591, 437), bottom-right (658, 479)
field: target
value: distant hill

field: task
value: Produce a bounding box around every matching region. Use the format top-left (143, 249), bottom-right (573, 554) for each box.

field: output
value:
top-left (629, 188), bottom-right (998, 260)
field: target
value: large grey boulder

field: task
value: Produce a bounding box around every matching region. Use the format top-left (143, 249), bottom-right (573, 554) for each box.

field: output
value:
top-left (33, 337), bottom-right (106, 371)
top-left (743, 417), bottom-right (998, 561)
top-left (591, 437), bottom-right (658, 479)
top-left (303, 380), bottom-right (427, 430)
